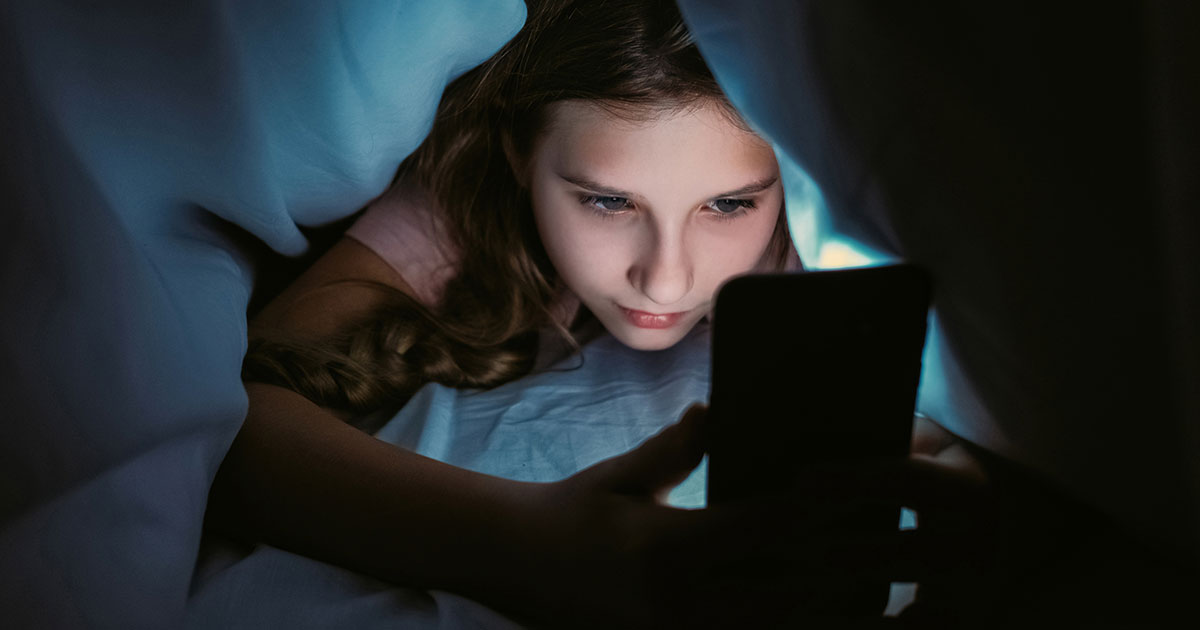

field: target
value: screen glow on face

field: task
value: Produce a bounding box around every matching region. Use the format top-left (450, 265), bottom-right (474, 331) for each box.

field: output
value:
top-left (528, 100), bottom-right (784, 351)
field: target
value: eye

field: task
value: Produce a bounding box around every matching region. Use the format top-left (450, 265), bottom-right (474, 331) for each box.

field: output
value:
top-left (581, 195), bottom-right (633, 213)
top-left (707, 198), bottom-right (757, 216)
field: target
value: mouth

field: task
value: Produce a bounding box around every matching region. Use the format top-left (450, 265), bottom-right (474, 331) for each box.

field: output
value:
top-left (619, 306), bottom-right (687, 330)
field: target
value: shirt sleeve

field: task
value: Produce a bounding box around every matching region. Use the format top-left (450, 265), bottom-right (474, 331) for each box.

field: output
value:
top-left (344, 183), bottom-right (461, 307)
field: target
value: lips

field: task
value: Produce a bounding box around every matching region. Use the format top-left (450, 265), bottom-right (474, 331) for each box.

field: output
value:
top-left (620, 306), bottom-right (686, 329)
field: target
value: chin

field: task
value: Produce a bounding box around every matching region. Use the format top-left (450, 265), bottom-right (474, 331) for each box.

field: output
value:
top-left (611, 327), bottom-right (689, 352)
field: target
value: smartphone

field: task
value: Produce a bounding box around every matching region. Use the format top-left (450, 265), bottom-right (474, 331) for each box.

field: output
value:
top-left (706, 264), bottom-right (931, 615)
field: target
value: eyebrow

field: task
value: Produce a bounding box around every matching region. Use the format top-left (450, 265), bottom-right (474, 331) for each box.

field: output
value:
top-left (558, 174), bottom-right (779, 199)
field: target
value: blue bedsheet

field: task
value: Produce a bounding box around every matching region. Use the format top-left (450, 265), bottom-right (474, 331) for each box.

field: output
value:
top-left (374, 327), bottom-right (710, 506)
top-left (188, 326), bottom-right (710, 629)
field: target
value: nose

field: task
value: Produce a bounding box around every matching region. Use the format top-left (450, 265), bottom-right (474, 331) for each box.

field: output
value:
top-left (627, 227), bottom-right (693, 307)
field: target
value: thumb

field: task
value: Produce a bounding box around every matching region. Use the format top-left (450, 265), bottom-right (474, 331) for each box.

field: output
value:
top-left (590, 404), bottom-right (707, 501)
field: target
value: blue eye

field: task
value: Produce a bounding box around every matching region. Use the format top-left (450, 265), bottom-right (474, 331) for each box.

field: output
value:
top-left (581, 195), bottom-right (632, 212)
top-left (708, 198), bottom-right (756, 215)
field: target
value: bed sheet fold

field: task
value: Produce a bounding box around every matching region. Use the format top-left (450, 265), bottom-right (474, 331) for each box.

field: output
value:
top-left (0, 2), bottom-right (525, 628)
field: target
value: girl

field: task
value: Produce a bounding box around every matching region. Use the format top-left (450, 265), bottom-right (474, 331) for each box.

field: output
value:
top-left (210, 0), bottom-right (973, 626)
top-left (239, 0), bottom-right (796, 424)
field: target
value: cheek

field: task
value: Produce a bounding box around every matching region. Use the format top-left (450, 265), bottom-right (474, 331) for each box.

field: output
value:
top-left (695, 202), bottom-right (783, 281)
top-left (532, 197), bottom-right (629, 288)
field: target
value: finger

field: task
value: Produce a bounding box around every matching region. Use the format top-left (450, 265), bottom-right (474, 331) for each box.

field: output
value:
top-left (583, 404), bottom-right (707, 499)
top-left (646, 491), bottom-right (985, 584)
top-left (676, 508), bottom-right (992, 587)
top-left (624, 494), bottom-right (813, 577)
top-left (679, 570), bottom-right (907, 627)
top-left (910, 412), bottom-right (956, 456)
top-left (817, 529), bottom-right (991, 584)
top-left (653, 491), bottom-right (904, 572)
top-left (788, 455), bottom-right (992, 513)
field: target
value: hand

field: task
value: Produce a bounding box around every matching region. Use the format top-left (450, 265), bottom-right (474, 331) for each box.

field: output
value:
top-left (507, 406), bottom-right (951, 629)
top-left (816, 415), bottom-right (1178, 627)
top-left (504, 405), bottom-right (824, 629)
top-left (792, 415), bottom-right (1050, 621)
top-left (493, 410), bottom-right (1192, 629)
top-left (504, 409), bottom-right (990, 628)
top-left (898, 416), bottom-right (1123, 624)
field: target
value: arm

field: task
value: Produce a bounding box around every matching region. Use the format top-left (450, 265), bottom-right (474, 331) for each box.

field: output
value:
top-left (210, 238), bottom-right (766, 628)
top-left (211, 237), bottom-right (543, 596)
top-left (887, 415), bottom-right (1196, 626)
top-left (209, 381), bottom-right (552, 600)
top-left (210, 386), bottom-right (741, 628)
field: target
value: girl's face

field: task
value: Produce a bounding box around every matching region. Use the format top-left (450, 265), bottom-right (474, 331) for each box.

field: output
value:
top-left (528, 100), bottom-right (784, 351)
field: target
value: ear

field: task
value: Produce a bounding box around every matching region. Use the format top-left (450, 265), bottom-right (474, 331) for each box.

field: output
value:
top-left (500, 129), bottom-right (531, 189)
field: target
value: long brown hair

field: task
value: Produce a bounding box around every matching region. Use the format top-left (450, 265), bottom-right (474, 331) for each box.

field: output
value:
top-left (242, 0), bottom-right (792, 424)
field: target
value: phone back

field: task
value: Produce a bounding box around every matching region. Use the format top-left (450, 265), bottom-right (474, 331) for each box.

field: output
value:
top-left (707, 265), bottom-right (931, 616)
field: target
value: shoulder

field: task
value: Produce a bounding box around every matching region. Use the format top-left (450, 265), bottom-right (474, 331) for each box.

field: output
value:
top-left (344, 180), bottom-right (462, 306)
top-left (250, 237), bottom-right (419, 339)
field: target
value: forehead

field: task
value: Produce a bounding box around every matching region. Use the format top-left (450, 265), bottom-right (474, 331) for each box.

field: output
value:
top-left (533, 100), bottom-right (777, 191)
